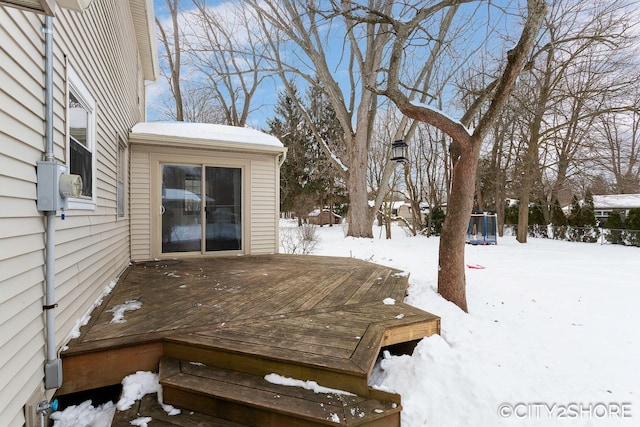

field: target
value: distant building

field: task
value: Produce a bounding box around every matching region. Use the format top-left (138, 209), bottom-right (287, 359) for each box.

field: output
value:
top-left (307, 208), bottom-right (342, 225)
top-left (592, 194), bottom-right (640, 223)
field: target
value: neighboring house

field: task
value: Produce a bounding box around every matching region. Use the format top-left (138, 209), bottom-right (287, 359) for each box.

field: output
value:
top-left (0, 2), bottom-right (285, 426)
top-left (374, 200), bottom-right (430, 227)
top-left (562, 194), bottom-right (640, 224)
top-left (306, 208), bottom-right (341, 225)
top-left (371, 200), bottom-right (404, 217)
top-left (394, 201), bottom-right (411, 219)
top-left (592, 194), bottom-right (640, 224)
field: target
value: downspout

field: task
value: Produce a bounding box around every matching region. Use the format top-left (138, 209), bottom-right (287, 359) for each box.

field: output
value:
top-left (43, 15), bottom-right (63, 390)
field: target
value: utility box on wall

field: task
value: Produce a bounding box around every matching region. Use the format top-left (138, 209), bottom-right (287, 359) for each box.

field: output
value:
top-left (37, 161), bottom-right (83, 212)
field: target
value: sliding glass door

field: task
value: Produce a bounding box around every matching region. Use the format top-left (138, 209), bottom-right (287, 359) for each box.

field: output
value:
top-left (161, 164), bottom-right (242, 254)
top-left (204, 166), bottom-right (242, 251)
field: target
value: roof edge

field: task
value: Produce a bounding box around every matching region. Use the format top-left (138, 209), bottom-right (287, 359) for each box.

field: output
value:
top-left (129, 0), bottom-right (159, 81)
top-left (128, 132), bottom-right (287, 156)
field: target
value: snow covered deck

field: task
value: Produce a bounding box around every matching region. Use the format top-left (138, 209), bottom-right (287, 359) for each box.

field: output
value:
top-left (58, 255), bottom-right (440, 426)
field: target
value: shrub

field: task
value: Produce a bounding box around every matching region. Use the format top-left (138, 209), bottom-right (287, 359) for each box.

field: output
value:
top-left (280, 223), bottom-right (319, 254)
top-left (423, 207), bottom-right (446, 236)
top-left (604, 211), bottom-right (625, 245)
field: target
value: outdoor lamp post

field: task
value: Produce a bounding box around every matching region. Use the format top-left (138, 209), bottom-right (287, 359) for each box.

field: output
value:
top-left (391, 139), bottom-right (408, 163)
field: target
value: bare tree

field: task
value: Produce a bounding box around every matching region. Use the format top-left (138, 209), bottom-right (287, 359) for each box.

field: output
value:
top-left (489, 107), bottom-right (520, 235)
top-left (156, 0), bottom-right (184, 121)
top-left (244, 0), bottom-right (410, 238)
top-left (513, 0), bottom-right (639, 242)
top-left (186, 1), bottom-right (272, 126)
top-left (594, 106), bottom-right (640, 194)
top-left (401, 123), bottom-right (452, 236)
top-left (371, 0), bottom-right (547, 311)
top-left (180, 84), bottom-right (226, 123)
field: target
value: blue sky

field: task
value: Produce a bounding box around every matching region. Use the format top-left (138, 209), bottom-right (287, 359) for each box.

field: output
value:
top-left (148, 0), bottom-right (522, 129)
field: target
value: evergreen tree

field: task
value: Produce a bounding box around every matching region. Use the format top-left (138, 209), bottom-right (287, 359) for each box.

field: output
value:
top-left (504, 201), bottom-right (519, 225)
top-left (550, 198), bottom-right (568, 226)
top-left (529, 200), bottom-right (547, 238)
top-left (625, 208), bottom-right (640, 246)
top-left (268, 87), bottom-right (316, 222)
top-left (306, 84), bottom-right (348, 218)
top-left (580, 189), bottom-right (598, 242)
top-left (567, 191), bottom-right (598, 242)
top-left (625, 208), bottom-right (640, 230)
top-left (580, 189), bottom-right (597, 227)
top-left (425, 207), bottom-right (446, 236)
top-left (567, 194), bottom-right (583, 227)
top-left (550, 198), bottom-right (568, 240)
top-left (529, 201), bottom-right (547, 225)
top-left (604, 210), bottom-right (625, 245)
top-left (268, 84), bottom-right (347, 225)
top-left (604, 211), bottom-right (625, 229)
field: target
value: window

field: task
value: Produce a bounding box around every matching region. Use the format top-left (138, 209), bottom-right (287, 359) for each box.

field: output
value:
top-left (117, 138), bottom-right (127, 217)
top-left (67, 66), bottom-right (96, 209)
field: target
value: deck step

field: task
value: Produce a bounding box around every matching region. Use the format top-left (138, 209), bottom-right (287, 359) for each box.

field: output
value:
top-left (111, 393), bottom-right (249, 427)
top-left (159, 357), bottom-right (401, 427)
top-left (162, 333), bottom-right (373, 397)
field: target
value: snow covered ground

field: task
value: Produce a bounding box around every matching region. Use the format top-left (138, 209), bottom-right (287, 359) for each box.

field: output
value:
top-left (52, 221), bottom-right (639, 426)
top-left (309, 222), bottom-right (639, 426)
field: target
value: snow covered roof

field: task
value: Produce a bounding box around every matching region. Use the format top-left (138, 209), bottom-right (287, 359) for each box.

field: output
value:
top-left (593, 194), bottom-right (640, 209)
top-left (307, 209), bottom-right (342, 218)
top-left (129, 122), bottom-right (286, 154)
top-left (369, 200), bottom-right (408, 209)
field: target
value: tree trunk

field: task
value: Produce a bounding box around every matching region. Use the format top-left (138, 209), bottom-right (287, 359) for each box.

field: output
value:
top-left (346, 137), bottom-right (375, 238)
top-left (437, 142), bottom-right (480, 313)
top-left (516, 190), bottom-right (530, 243)
top-left (346, 120), bottom-right (378, 238)
top-left (517, 110), bottom-right (543, 243)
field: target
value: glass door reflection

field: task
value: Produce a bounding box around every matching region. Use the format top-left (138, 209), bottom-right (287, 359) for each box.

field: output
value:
top-left (161, 165), bottom-right (202, 253)
top-left (161, 164), bottom-right (242, 254)
top-left (205, 167), bottom-right (242, 251)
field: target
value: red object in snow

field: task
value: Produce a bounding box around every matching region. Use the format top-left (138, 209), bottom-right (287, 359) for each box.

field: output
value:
top-left (466, 264), bottom-right (486, 269)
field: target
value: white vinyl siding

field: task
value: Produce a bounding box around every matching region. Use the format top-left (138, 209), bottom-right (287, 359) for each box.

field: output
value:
top-left (0, 7), bottom-right (50, 427)
top-left (251, 158), bottom-right (280, 254)
top-left (130, 144), bottom-right (152, 260)
top-left (0, 1), bottom-right (150, 425)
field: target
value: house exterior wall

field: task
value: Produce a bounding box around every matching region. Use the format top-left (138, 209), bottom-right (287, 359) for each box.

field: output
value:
top-left (307, 210), bottom-right (341, 225)
top-left (130, 143), bottom-right (282, 260)
top-left (0, 1), bottom-right (152, 425)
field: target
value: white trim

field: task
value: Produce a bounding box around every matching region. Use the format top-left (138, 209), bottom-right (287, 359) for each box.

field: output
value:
top-left (66, 64), bottom-right (97, 210)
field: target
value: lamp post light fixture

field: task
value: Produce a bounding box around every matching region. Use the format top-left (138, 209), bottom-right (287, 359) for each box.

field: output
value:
top-left (391, 139), bottom-right (408, 163)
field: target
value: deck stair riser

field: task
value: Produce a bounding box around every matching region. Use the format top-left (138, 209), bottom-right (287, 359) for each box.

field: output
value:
top-left (159, 357), bottom-right (401, 427)
top-left (162, 338), bottom-right (372, 397)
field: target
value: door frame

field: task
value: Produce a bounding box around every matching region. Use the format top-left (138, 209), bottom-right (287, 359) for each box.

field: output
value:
top-left (150, 153), bottom-right (250, 259)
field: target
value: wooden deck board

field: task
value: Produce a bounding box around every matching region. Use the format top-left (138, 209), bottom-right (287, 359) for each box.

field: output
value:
top-left (166, 333), bottom-right (362, 374)
top-left (198, 328), bottom-right (356, 358)
top-left (160, 357), bottom-right (401, 427)
top-left (60, 254), bottom-right (440, 400)
top-left (179, 359), bottom-right (366, 405)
